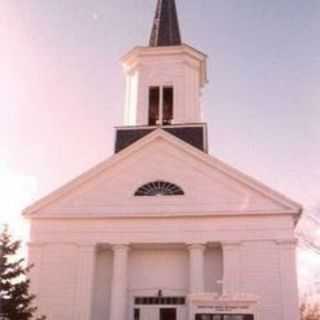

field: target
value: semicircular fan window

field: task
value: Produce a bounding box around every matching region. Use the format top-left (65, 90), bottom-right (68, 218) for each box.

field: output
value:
top-left (134, 181), bottom-right (184, 196)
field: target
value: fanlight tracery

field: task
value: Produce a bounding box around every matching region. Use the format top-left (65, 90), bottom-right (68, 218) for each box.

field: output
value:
top-left (134, 181), bottom-right (184, 196)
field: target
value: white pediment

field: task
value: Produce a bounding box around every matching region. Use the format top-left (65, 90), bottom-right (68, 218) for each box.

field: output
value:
top-left (24, 129), bottom-right (301, 218)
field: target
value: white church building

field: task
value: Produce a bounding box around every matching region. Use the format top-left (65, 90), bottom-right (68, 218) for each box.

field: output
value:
top-left (25, 1), bottom-right (302, 320)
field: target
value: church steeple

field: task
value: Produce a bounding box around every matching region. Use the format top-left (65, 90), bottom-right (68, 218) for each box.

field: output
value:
top-left (117, 1), bottom-right (208, 153)
top-left (149, 0), bottom-right (182, 47)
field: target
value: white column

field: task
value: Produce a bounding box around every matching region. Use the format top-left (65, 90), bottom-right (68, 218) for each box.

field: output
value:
top-left (109, 244), bottom-right (130, 320)
top-left (27, 242), bottom-right (45, 296)
top-left (74, 244), bottom-right (96, 320)
top-left (188, 244), bottom-right (206, 293)
top-left (222, 241), bottom-right (241, 295)
top-left (277, 239), bottom-right (300, 320)
top-left (27, 242), bottom-right (45, 319)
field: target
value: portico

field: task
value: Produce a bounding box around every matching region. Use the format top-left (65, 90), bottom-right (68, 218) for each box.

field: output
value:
top-left (28, 235), bottom-right (250, 320)
top-left (109, 243), bottom-right (208, 320)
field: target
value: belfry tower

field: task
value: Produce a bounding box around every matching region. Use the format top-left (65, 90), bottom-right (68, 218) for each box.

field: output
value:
top-left (116, 0), bottom-right (208, 153)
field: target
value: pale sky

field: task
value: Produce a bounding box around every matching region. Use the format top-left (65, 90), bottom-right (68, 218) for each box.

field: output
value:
top-left (1, 0), bottom-right (319, 292)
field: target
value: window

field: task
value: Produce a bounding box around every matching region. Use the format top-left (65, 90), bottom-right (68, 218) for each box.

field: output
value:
top-left (148, 86), bottom-right (174, 125)
top-left (149, 87), bottom-right (160, 126)
top-left (135, 296), bottom-right (186, 305)
top-left (134, 181), bottom-right (184, 197)
top-left (163, 87), bottom-right (174, 125)
top-left (195, 315), bottom-right (254, 320)
top-left (134, 308), bottom-right (140, 320)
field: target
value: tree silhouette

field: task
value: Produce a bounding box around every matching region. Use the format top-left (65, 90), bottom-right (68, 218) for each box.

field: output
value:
top-left (0, 226), bottom-right (45, 320)
top-left (301, 297), bottom-right (320, 320)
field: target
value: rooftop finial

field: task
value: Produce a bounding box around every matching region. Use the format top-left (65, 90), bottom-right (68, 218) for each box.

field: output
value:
top-left (149, 0), bottom-right (182, 47)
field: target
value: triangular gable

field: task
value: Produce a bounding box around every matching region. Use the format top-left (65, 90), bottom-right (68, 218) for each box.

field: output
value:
top-left (23, 129), bottom-right (302, 218)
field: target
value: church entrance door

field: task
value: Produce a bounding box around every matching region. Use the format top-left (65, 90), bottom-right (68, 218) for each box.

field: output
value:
top-left (160, 308), bottom-right (177, 320)
top-left (137, 307), bottom-right (178, 320)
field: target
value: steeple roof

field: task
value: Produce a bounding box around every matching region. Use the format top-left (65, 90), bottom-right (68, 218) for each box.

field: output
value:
top-left (149, 0), bottom-right (182, 47)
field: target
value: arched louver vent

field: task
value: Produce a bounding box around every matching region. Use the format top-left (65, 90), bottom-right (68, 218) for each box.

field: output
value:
top-left (135, 181), bottom-right (184, 196)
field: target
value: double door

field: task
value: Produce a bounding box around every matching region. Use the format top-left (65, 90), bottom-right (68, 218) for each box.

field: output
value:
top-left (160, 308), bottom-right (176, 320)
top-left (136, 307), bottom-right (178, 320)
top-left (133, 295), bottom-right (186, 320)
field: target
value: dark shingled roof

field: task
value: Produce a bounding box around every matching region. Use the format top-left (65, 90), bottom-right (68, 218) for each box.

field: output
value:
top-left (115, 125), bottom-right (207, 153)
top-left (149, 0), bottom-right (182, 47)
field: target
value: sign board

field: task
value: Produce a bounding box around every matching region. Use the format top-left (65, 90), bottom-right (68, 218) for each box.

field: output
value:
top-left (188, 294), bottom-right (258, 320)
top-left (196, 304), bottom-right (252, 314)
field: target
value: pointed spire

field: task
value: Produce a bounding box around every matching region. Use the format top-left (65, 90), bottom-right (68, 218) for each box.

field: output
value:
top-left (149, 0), bottom-right (182, 47)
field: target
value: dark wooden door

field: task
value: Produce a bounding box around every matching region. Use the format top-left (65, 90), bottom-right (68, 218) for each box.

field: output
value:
top-left (160, 308), bottom-right (176, 320)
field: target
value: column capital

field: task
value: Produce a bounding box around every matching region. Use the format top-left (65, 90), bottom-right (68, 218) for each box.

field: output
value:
top-left (187, 243), bottom-right (206, 251)
top-left (276, 239), bottom-right (298, 248)
top-left (77, 244), bottom-right (97, 255)
top-left (221, 241), bottom-right (242, 249)
top-left (77, 242), bottom-right (97, 247)
top-left (27, 242), bottom-right (47, 248)
top-left (111, 244), bottom-right (130, 252)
